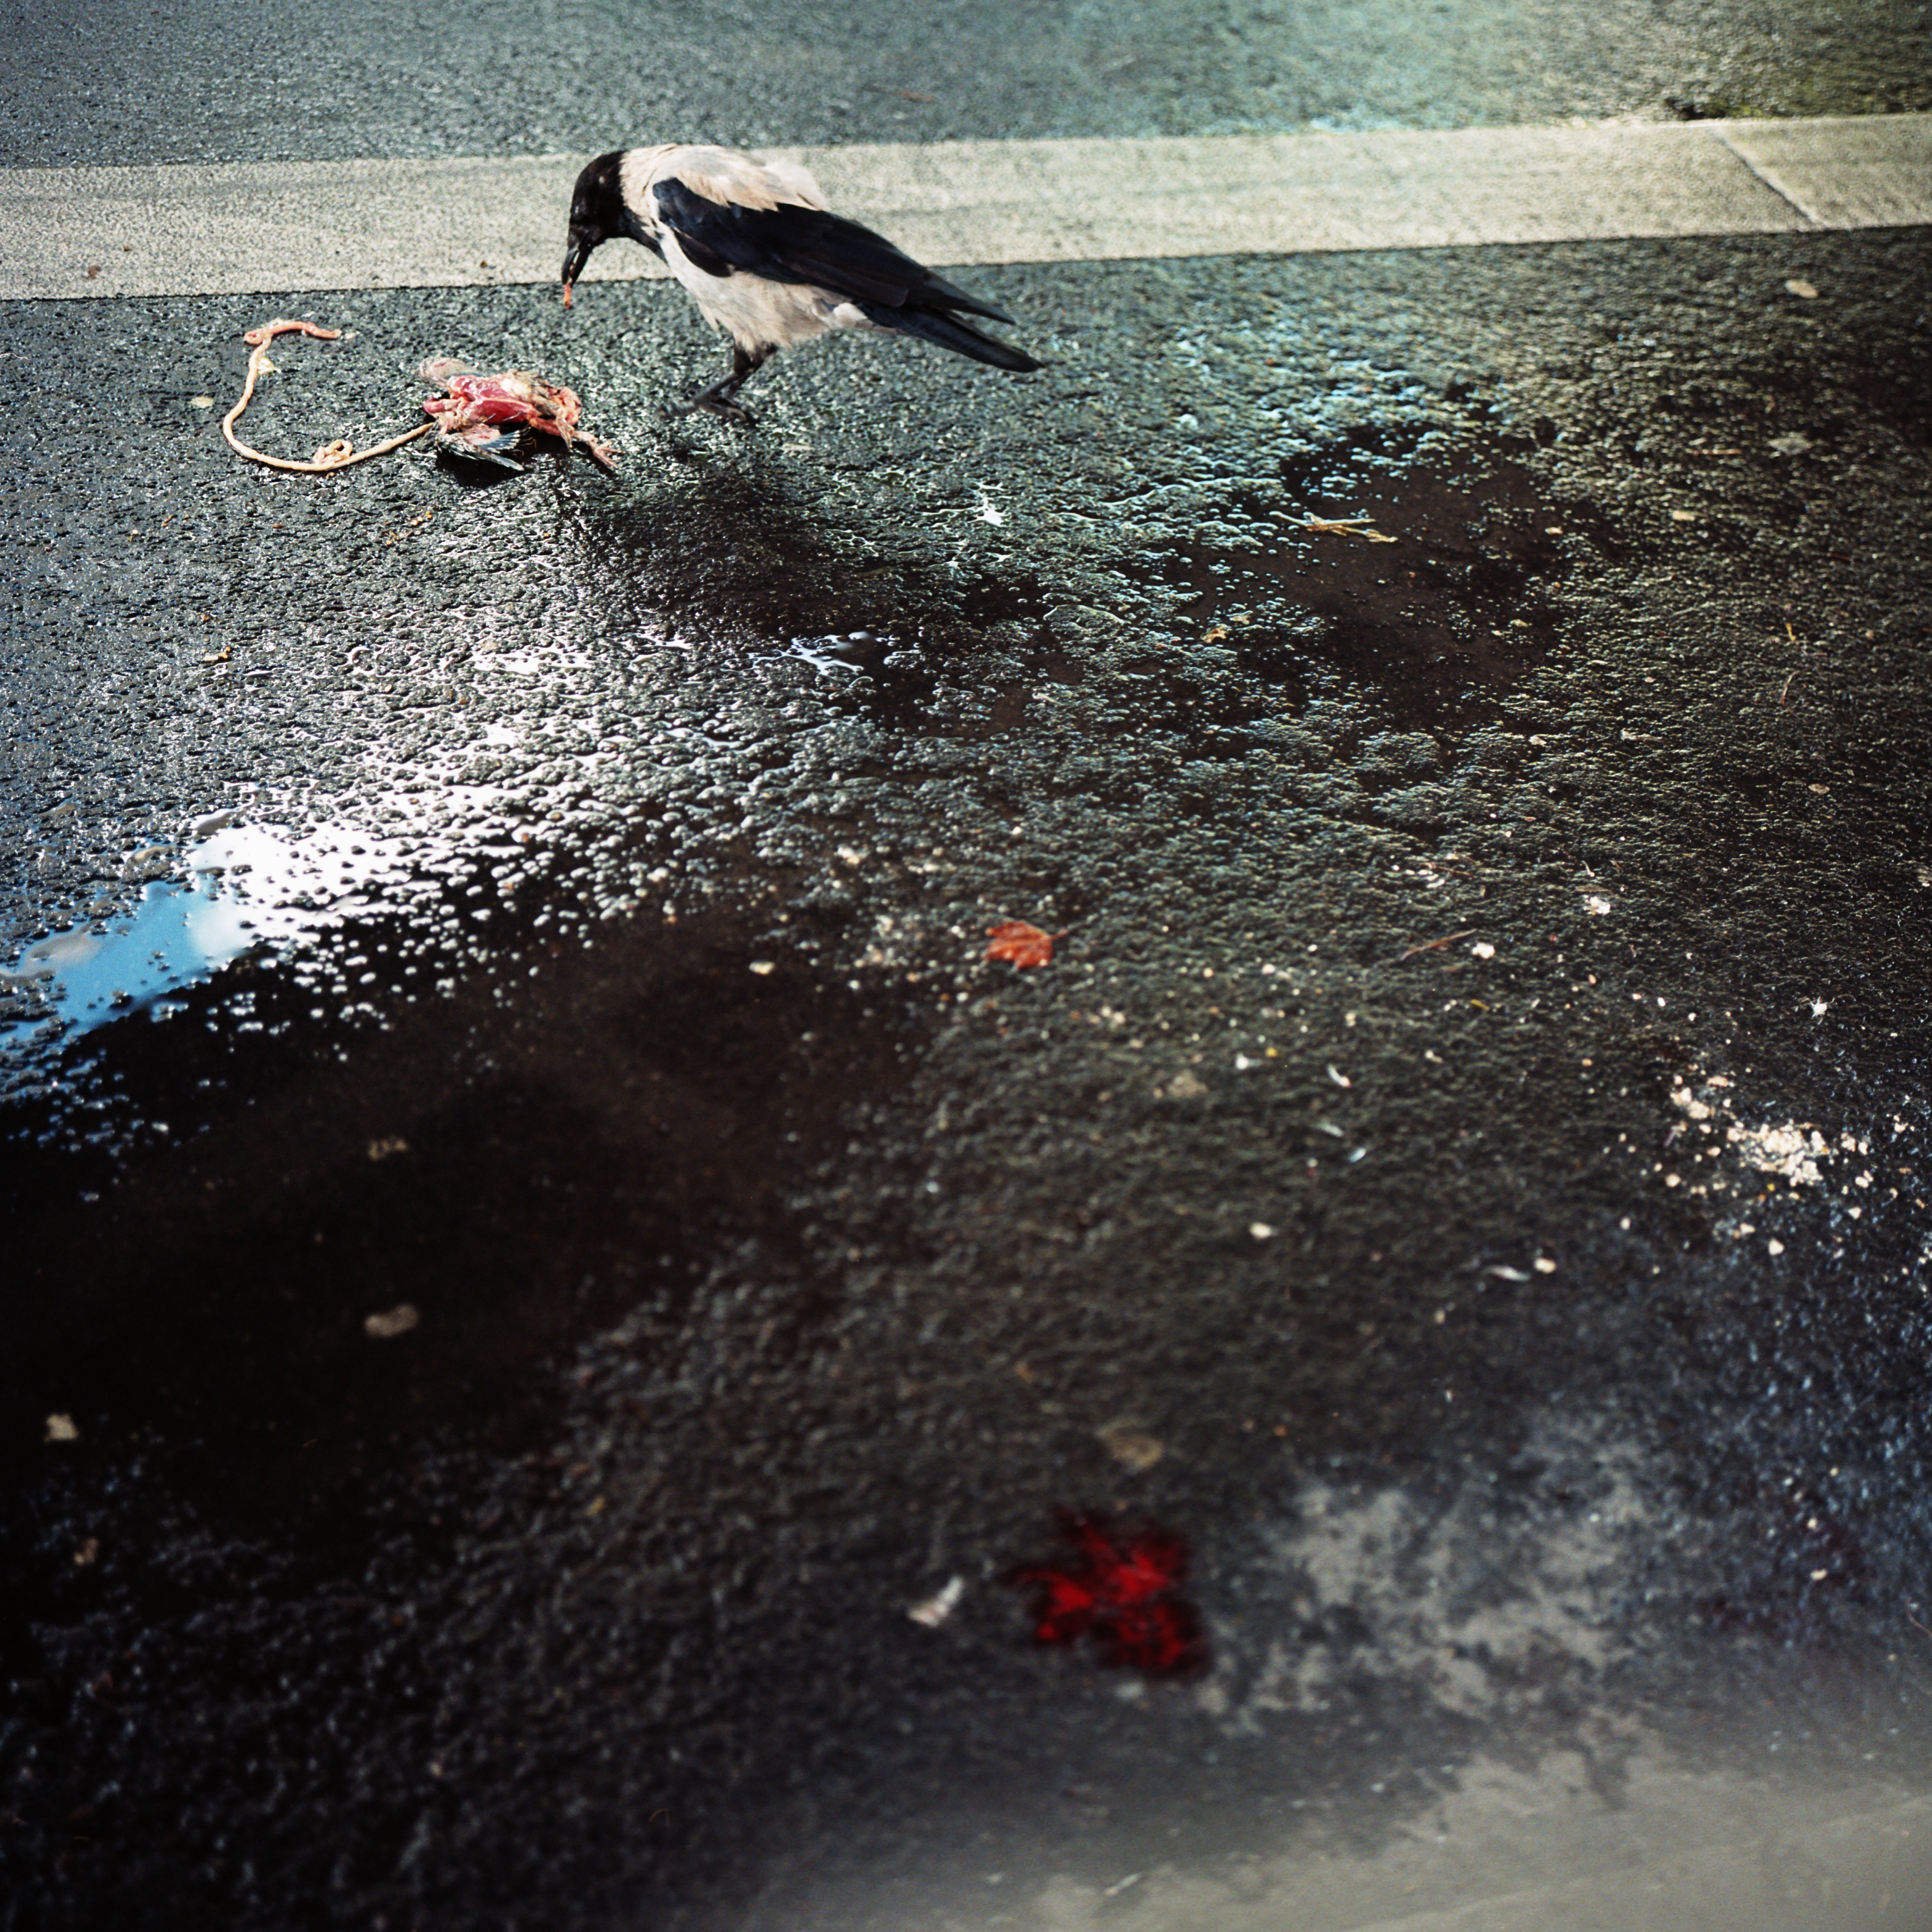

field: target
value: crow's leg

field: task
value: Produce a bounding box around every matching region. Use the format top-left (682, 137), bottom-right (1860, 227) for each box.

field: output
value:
top-left (663, 345), bottom-right (770, 427)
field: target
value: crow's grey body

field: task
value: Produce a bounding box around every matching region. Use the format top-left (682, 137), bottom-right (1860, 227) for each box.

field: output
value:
top-left (562, 143), bottom-right (1039, 423)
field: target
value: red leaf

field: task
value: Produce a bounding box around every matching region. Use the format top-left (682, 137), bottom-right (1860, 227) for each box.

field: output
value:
top-left (986, 920), bottom-right (1057, 968)
top-left (1008, 1516), bottom-right (1206, 1676)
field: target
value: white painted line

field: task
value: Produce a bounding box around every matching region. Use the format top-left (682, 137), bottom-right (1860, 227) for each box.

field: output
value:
top-left (0, 155), bottom-right (598, 303)
top-left (1, 115), bottom-right (1925, 301)
top-left (795, 122), bottom-right (1808, 269)
top-left (1716, 113), bottom-right (1932, 229)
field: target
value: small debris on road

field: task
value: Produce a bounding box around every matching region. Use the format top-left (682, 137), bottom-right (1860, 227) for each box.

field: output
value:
top-left (1097, 1421), bottom-right (1166, 1473)
top-left (364, 1303), bottom-right (421, 1340)
top-left (1399, 928), bottom-right (1476, 960)
top-left (1784, 278), bottom-right (1820, 299)
top-left (908, 1576), bottom-right (965, 1627)
top-left (1298, 514), bottom-right (1396, 543)
top-left (986, 919), bottom-right (1058, 967)
top-left (44, 1413), bottom-right (79, 1443)
top-left (366, 1136), bottom-right (409, 1161)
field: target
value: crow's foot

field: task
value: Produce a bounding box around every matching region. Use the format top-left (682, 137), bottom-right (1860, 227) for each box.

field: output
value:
top-left (661, 347), bottom-right (766, 429)
top-left (661, 392), bottom-right (755, 427)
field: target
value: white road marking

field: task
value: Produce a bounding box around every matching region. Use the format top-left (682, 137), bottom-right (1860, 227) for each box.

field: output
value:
top-left (1713, 114), bottom-right (1932, 228)
top-left (1, 115), bottom-right (1926, 301)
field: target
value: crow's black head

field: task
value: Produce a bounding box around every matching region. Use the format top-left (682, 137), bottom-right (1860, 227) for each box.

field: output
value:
top-left (562, 150), bottom-right (625, 305)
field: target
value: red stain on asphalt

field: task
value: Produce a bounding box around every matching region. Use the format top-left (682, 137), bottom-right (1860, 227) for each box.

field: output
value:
top-left (1009, 1516), bottom-right (1205, 1675)
top-left (986, 920), bottom-right (1058, 968)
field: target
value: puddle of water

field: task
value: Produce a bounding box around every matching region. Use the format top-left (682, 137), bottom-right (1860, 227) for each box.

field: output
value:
top-left (782, 631), bottom-right (881, 676)
top-left (1141, 437), bottom-right (1624, 730)
top-left (1, 822), bottom-right (422, 1048)
top-left (1, 882), bottom-right (263, 1037)
top-left (2, 885), bottom-right (914, 1518)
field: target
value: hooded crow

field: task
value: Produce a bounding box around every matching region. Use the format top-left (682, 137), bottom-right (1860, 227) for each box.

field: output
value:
top-left (561, 144), bottom-right (1040, 424)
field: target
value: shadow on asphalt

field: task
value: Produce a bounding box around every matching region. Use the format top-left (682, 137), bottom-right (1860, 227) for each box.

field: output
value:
top-left (3, 889), bottom-right (913, 1537)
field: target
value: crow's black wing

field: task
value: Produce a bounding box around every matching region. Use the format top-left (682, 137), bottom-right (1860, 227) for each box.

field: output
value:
top-left (651, 178), bottom-right (1014, 322)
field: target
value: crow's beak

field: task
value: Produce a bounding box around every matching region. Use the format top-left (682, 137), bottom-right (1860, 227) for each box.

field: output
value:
top-left (561, 229), bottom-right (596, 308)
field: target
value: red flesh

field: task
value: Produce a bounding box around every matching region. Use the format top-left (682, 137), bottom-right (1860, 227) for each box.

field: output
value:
top-left (1009, 1517), bottom-right (1205, 1676)
top-left (419, 362), bottom-right (615, 471)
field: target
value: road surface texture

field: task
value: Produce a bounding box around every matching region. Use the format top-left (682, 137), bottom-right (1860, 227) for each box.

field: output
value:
top-left (3, 4), bottom-right (1932, 1931)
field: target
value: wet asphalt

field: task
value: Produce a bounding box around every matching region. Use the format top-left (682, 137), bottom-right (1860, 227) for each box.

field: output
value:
top-left (6, 0), bottom-right (1930, 166)
top-left (5, 10), bottom-right (1932, 1932)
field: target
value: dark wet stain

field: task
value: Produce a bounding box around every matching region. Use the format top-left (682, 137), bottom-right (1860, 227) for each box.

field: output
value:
top-left (1831, 349), bottom-right (1932, 450)
top-left (1135, 434), bottom-right (1625, 730)
top-left (2, 893), bottom-right (917, 1539)
top-left (1697, 1475), bottom-right (1873, 1641)
top-left (1311, 1601), bottom-right (1376, 1651)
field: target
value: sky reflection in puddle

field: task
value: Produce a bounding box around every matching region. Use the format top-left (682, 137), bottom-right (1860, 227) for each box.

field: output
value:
top-left (1, 820), bottom-right (424, 1048)
top-left (2, 881), bottom-right (260, 1038)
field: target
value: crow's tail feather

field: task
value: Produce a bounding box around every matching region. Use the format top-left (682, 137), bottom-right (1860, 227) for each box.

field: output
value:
top-left (861, 301), bottom-right (1042, 371)
top-left (917, 272), bottom-right (1016, 325)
